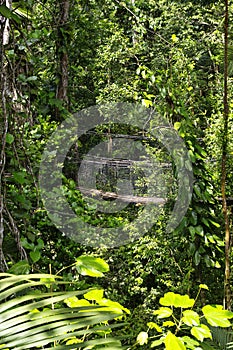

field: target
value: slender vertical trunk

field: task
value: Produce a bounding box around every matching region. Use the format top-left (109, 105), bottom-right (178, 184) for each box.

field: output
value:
top-left (222, 0), bottom-right (231, 311)
top-left (56, 0), bottom-right (70, 107)
top-left (0, 0), bottom-right (10, 270)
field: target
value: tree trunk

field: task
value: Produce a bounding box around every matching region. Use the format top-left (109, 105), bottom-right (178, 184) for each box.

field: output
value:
top-left (56, 0), bottom-right (70, 113)
top-left (222, 0), bottom-right (231, 311)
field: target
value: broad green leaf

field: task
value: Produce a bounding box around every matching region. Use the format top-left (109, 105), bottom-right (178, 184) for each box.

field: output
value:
top-left (7, 260), bottom-right (30, 275)
top-left (182, 310), bottom-right (200, 326)
top-left (137, 331), bottom-right (148, 345)
top-left (98, 298), bottom-right (130, 314)
top-left (12, 171), bottom-right (26, 184)
top-left (199, 284), bottom-right (208, 290)
top-left (30, 250), bottom-right (41, 263)
top-left (164, 332), bottom-right (185, 350)
top-left (151, 338), bottom-right (164, 348)
top-left (174, 122), bottom-right (181, 130)
top-left (191, 324), bottom-right (212, 342)
top-left (194, 251), bottom-right (201, 266)
top-left (195, 225), bottom-right (204, 236)
top-left (40, 277), bottom-right (56, 288)
top-left (202, 305), bottom-right (233, 327)
top-left (37, 238), bottom-right (44, 249)
top-left (147, 322), bottom-right (162, 332)
top-left (5, 133), bottom-right (14, 144)
top-left (142, 99), bottom-right (153, 108)
top-left (21, 237), bottom-right (34, 250)
top-left (75, 256), bottom-right (109, 277)
top-left (64, 296), bottom-right (91, 308)
top-left (84, 289), bottom-right (104, 301)
top-left (160, 292), bottom-right (195, 308)
top-left (153, 307), bottom-right (173, 318)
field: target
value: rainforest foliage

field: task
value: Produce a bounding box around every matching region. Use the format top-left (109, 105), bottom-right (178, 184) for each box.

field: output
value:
top-left (0, 0), bottom-right (233, 349)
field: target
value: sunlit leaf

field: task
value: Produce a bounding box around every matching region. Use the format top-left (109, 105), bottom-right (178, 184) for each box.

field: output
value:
top-left (199, 284), bottom-right (209, 290)
top-left (202, 305), bottom-right (233, 327)
top-left (137, 331), bottom-right (148, 345)
top-left (160, 292), bottom-right (195, 308)
top-left (164, 332), bottom-right (185, 350)
top-left (147, 322), bottom-right (162, 332)
top-left (153, 307), bottom-right (173, 318)
top-left (84, 289), bottom-right (104, 301)
top-left (191, 324), bottom-right (212, 342)
top-left (75, 256), bottom-right (109, 277)
top-left (182, 310), bottom-right (200, 326)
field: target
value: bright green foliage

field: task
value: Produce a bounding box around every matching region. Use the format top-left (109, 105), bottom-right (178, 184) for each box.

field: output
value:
top-left (164, 332), bottom-right (186, 350)
top-left (191, 325), bottom-right (212, 342)
top-left (136, 285), bottom-right (233, 349)
top-left (202, 305), bottom-right (233, 328)
top-left (153, 307), bottom-right (173, 319)
top-left (182, 310), bottom-right (200, 327)
top-left (159, 292), bottom-right (195, 308)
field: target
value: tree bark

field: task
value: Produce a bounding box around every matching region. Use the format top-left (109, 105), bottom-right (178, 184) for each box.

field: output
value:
top-left (222, 0), bottom-right (231, 311)
top-left (56, 0), bottom-right (70, 114)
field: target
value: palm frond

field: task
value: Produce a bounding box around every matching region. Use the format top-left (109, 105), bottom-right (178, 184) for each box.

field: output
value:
top-left (203, 325), bottom-right (233, 350)
top-left (0, 273), bottom-right (126, 349)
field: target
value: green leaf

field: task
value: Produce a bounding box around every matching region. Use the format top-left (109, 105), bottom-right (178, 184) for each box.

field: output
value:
top-left (164, 332), bottom-right (186, 350)
top-left (151, 338), bottom-right (164, 348)
top-left (5, 133), bottom-right (14, 144)
top-left (147, 322), bottom-right (162, 332)
top-left (142, 99), bottom-right (153, 108)
top-left (64, 296), bottom-right (91, 308)
top-left (7, 260), bottom-right (30, 275)
top-left (26, 76), bottom-right (38, 81)
top-left (195, 225), bottom-right (204, 236)
top-left (137, 331), bottom-right (148, 345)
top-left (98, 298), bottom-right (130, 314)
top-left (30, 250), bottom-right (41, 263)
top-left (209, 220), bottom-right (220, 228)
top-left (163, 321), bottom-right (175, 327)
top-left (153, 307), bottom-right (173, 318)
top-left (202, 305), bottom-right (233, 327)
top-left (84, 289), bottom-right (104, 301)
top-left (181, 336), bottom-right (199, 349)
top-left (182, 310), bottom-right (200, 326)
top-left (40, 277), bottom-right (56, 288)
top-left (75, 256), bottom-right (109, 277)
top-left (37, 238), bottom-right (44, 250)
top-left (191, 324), bottom-right (212, 342)
top-left (199, 284), bottom-right (209, 290)
top-left (0, 4), bottom-right (21, 23)
top-left (174, 122), bottom-right (181, 130)
top-left (12, 172), bottom-right (26, 185)
top-left (160, 292), bottom-right (195, 308)
top-left (194, 251), bottom-right (201, 266)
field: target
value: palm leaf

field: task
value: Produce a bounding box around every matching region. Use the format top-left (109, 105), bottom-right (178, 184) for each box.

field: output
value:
top-left (203, 325), bottom-right (233, 350)
top-left (0, 273), bottom-right (126, 349)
